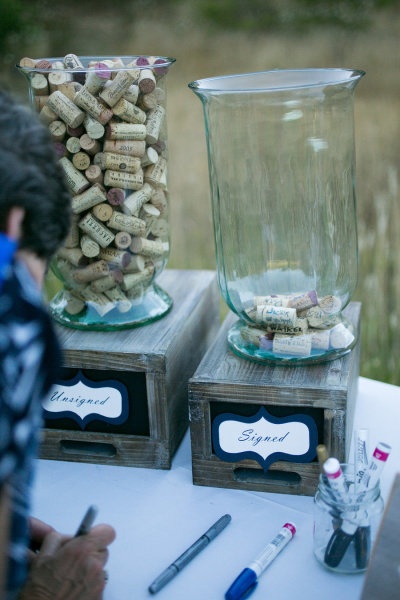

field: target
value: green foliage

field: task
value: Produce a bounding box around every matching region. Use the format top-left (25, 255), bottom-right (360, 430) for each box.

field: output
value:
top-left (0, 0), bottom-right (38, 53)
top-left (196, 0), bottom-right (399, 31)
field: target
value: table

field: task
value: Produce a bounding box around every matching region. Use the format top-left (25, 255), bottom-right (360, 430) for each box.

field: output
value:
top-left (32, 377), bottom-right (400, 600)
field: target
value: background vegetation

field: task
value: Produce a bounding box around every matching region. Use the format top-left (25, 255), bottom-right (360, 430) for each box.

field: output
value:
top-left (1, 0), bottom-right (399, 385)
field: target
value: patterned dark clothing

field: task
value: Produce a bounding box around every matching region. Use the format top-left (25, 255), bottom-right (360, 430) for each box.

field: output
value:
top-left (0, 259), bottom-right (61, 599)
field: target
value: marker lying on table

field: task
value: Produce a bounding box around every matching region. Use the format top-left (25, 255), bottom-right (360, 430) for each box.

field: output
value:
top-left (225, 522), bottom-right (296, 600)
top-left (149, 513), bottom-right (232, 594)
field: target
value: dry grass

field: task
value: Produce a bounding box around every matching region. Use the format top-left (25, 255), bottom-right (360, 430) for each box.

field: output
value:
top-left (2, 2), bottom-right (399, 383)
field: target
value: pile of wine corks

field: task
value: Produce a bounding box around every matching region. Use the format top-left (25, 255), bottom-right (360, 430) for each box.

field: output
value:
top-left (19, 54), bottom-right (172, 318)
top-left (243, 291), bottom-right (355, 357)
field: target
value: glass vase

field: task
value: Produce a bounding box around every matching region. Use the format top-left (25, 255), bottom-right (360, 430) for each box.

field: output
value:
top-left (313, 464), bottom-right (384, 573)
top-left (17, 54), bottom-right (175, 330)
top-left (189, 68), bottom-right (364, 364)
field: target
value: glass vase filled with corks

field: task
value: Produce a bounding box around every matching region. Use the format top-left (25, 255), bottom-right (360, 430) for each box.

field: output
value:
top-left (17, 54), bottom-right (175, 330)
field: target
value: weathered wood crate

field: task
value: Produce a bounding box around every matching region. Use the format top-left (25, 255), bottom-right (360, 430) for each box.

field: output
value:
top-left (189, 302), bottom-right (361, 495)
top-left (40, 269), bottom-right (219, 469)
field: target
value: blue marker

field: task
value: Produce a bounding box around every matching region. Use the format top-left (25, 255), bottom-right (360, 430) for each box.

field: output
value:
top-left (225, 522), bottom-right (296, 600)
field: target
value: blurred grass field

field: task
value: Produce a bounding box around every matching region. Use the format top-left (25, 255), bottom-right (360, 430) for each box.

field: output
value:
top-left (1, 1), bottom-right (399, 384)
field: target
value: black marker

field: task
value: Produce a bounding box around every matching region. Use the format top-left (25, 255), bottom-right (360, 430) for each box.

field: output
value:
top-left (75, 505), bottom-right (98, 537)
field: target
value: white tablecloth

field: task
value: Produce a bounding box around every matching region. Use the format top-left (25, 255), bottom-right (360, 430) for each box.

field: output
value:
top-left (32, 377), bottom-right (400, 600)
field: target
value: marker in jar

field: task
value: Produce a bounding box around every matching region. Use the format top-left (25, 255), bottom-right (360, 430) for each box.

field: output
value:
top-left (323, 442), bottom-right (391, 569)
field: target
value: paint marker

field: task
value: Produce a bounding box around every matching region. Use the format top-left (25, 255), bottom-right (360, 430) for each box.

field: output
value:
top-left (323, 458), bottom-right (349, 503)
top-left (225, 522), bottom-right (296, 600)
top-left (354, 429), bottom-right (369, 487)
top-left (75, 505), bottom-right (98, 537)
top-left (357, 442), bottom-right (391, 498)
top-left (149, 514), bottom-right (231, 594)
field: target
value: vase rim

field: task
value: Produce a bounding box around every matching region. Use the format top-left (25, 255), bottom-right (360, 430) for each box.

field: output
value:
top-left (16, 55), bottom-right (176, 73)
top-left (189, 67), bottom-right (365, 94)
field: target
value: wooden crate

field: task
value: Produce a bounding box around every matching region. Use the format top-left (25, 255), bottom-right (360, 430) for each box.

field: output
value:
top-left (189, 302), bottom-right (361, 495)
top-left (40, 269), bottom-right (219, 469)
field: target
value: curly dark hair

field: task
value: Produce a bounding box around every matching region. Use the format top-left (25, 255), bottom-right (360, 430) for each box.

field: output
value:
top-left (0, 88), bottom-right (71, 260)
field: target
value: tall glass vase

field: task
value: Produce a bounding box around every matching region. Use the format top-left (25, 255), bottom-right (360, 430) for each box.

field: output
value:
top-left (189, 68), bottom-right (364, 364)
top-left (17, 54), bottom-right (175, 331)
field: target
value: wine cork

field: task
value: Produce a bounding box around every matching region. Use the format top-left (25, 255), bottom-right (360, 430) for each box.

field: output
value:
top-left (138, 91), bottom-right (158, 111)
top-left (94, 151), bottom-right (141, 173)
top-left (150, 188), bottom-right (168, 214)
top-left (48, 120), bottom-right (67, 142)
top-left (254, 295), bottom-right (289, 308)
top-left (64, 295), bottom-right (86, 316)
top-left (319, 295), bottom-right (342, 315)
top-left (99, 69), bottom-right (139, 107)
top-left (85, 164), bottom-right (103, 185)
top-left (273, 333), bottom-right (312, 357)
top-left (106, 122), bottom-right (146, 141)
top-left (114, 231), bottom-right (132, 250)
top-left (79, 133), bottom-right (101, 155)
top-left (64, 53), bottom-right (85, 70)
top-left (72, 151), bottom-right (91, 171)
top-left (123, 84), bottom-right (139, 104)
top-left (121, 266), bottom-right (154, 291)
top-left (145, 105), bottom-right (165, 144)
top-left (130, 236), bottom-right (168, 258)
top-left (80, 234), bottom-right (101, 258)
top-left (92, 202), bottom-right (113, 222)
top-left (57, 247), bottom-right (88, 267)
top-left (31, 73), bottom-right (49, 96)
top-left (103, 169), bottom-right (143, 190)
top-left (107, 187), bottom-right (125, 206)
top-left (149, 218), bottom-right (169, 238)
top-left (287, 290), bottom-right (318, 311)
top-left (38, 104), bottom-right (58, 125)
top-left (107, 211), bottom-right (146, 236)
top-left (83, 114), bottom-right (105, 139)
top-left (73, 259), bottom-right (110, 283)
top-left (99, 247), bottom-right (131, 268)
top-left (91, 272), bottom-right (123, 292)
top-left (256, 304), bottom-right (297, 327)
top-left (48, 70), bottom-right (73, 92)
top-left (78, 288), bottom-right (115, 316)
top-left (311, 329), bottom-right (331, 350)
top-left (78, 213), bottom-right (115, 248)
top-left (122, 183), bottom-right (153, 216)
top-left (19, 57), bottom-right (37, 68)
top-left (104, 286), bottom-right (132, 312)
top-left (103, 139), bottom-right (146, 157)
top-left (329, 323), bottom-right (355, 349)
top-left (122, 255), bottom-right (145, 273)
top-left (141, 146), bottom-right (158, 167)
top-left (56, 81), bottom-right (82, 101)
top-left (72, 182), bottom-right (106, 215)
top-left (47, 91), bottom-right (85, 128)
top-left (74, 86), bottom-right (113, 125)
top-left (112, 98), bottom-right (146, 124)
top-left (138, 68), bottom-right (156, 94)
top-left (66, 136), bottom-right (81, 154)
top-left (144, 157), bottom-right (167, 187)
top-left (84, 62), bottom-right (111, 95)
top-left (59, 157), bottom-right (90, 194)
top-left (64, 214), bottom-right (80, 248)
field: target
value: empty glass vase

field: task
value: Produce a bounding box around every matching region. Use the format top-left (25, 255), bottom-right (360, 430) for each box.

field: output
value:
top-left (189, 68), bottom-right (364, 364)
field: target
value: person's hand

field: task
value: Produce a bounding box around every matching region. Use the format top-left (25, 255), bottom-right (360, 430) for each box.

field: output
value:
top-left (27, 517), bottom-right (55, 562)
top-left (19, 523), bottom-right (115, 600)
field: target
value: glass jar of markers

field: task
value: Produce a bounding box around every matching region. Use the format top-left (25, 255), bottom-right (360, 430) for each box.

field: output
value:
top-left (313, 463), bottom-right (384, 574)
top-left (17, 54), bottom-right (175, 330)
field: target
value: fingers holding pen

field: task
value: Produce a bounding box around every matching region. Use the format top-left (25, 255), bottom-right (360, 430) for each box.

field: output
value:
top-left (21, 523), bottom-right (116, 600)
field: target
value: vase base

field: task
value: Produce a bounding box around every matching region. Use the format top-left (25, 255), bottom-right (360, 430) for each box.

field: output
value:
top-left (49, 283), bottom-right (173, 331)
top-left (227, 317), bottom-right (357, 365)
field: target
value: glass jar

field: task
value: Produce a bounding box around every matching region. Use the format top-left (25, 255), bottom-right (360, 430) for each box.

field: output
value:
top-left (313, 465), bottom-right (384, 574)
top-left (17, 54), bottom-right (175, 330)
top-left (189, 69), bottom-right (364, 364)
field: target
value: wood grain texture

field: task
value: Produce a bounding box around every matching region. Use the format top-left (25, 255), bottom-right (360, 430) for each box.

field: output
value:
top-left (40, 269), bottom-right (219, 469)
top-left (189, 302), bottom-right (361, 495)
